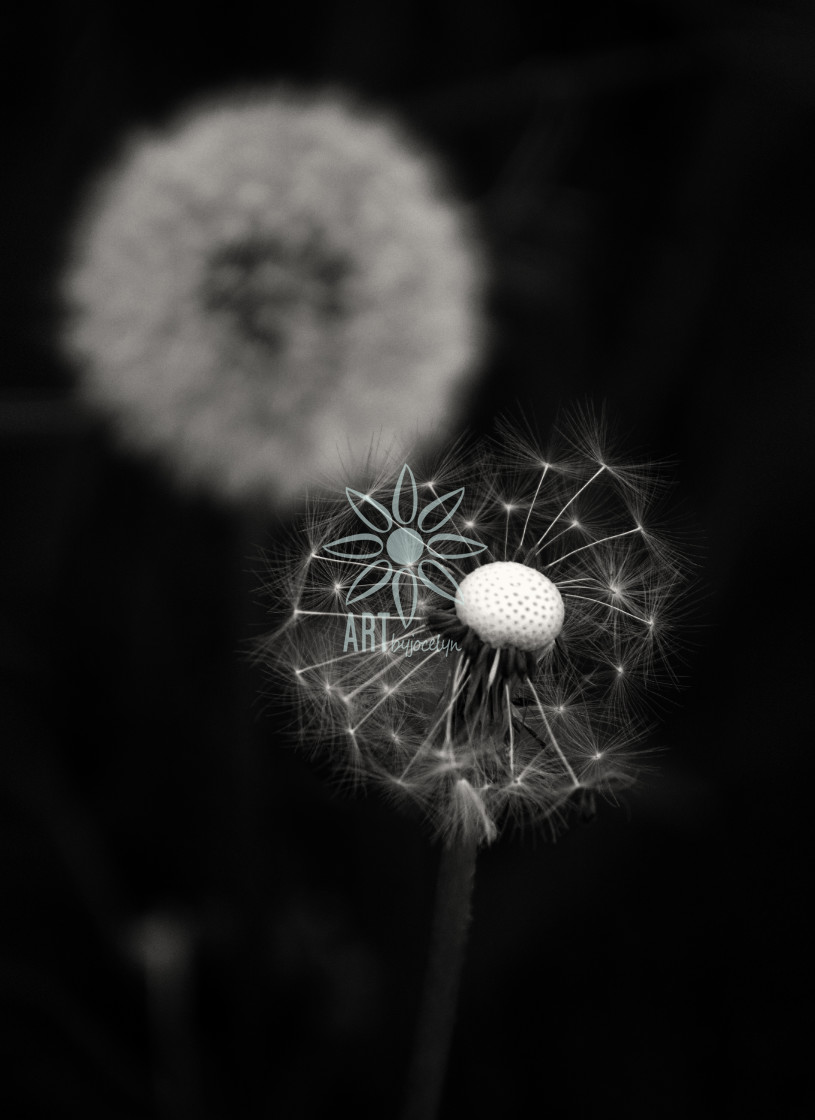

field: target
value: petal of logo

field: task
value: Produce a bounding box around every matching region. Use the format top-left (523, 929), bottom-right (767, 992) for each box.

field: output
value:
top-left (323, 465), bottom-right (486, 627)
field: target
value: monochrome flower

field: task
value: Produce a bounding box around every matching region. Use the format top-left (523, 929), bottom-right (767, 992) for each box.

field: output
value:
top-left (60, 88), bottom-right (486, 505)
top-left (262, 411), bottom-right (690, 844)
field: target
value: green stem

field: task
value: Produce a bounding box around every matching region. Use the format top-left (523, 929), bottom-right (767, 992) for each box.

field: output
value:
top-left (401, 834), bottom-right (479, 1120)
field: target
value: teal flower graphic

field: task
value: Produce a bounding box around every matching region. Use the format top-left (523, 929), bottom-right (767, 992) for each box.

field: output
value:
top-left (323, 464), bottom-right (485, 626)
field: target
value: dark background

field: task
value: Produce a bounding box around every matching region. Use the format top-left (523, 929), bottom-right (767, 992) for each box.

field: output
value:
top-left (3, 2), bottom-right (813, 1116)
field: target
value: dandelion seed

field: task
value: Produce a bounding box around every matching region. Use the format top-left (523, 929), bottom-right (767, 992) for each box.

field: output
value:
top-left (61, 87), bottom-right (486, 505)
top-left (261, 409), bottom-right (691, 844)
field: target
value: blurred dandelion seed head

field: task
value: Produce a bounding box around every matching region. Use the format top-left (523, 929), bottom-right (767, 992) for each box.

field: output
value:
top-left (60, 87), bottom-right (486, 505)
top-left (260, 410), bottom-right (691, 845)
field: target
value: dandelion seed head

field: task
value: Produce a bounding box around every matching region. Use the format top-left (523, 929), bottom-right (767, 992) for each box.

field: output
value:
top-left (61, 87), bottom-right (486, 506)
top-left (259, 408), bottom-right (694, 845)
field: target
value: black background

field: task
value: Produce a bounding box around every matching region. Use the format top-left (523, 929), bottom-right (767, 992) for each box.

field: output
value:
top-left (3, 2), bottom-right (813, 1117)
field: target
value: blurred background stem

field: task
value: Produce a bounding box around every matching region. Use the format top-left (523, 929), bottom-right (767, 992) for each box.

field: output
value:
top-left (401, 835), bottom-right (478, 1120)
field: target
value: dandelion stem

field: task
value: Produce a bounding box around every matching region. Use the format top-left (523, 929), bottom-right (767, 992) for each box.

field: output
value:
top-left (401, 835), bottom-right (478, 1120)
